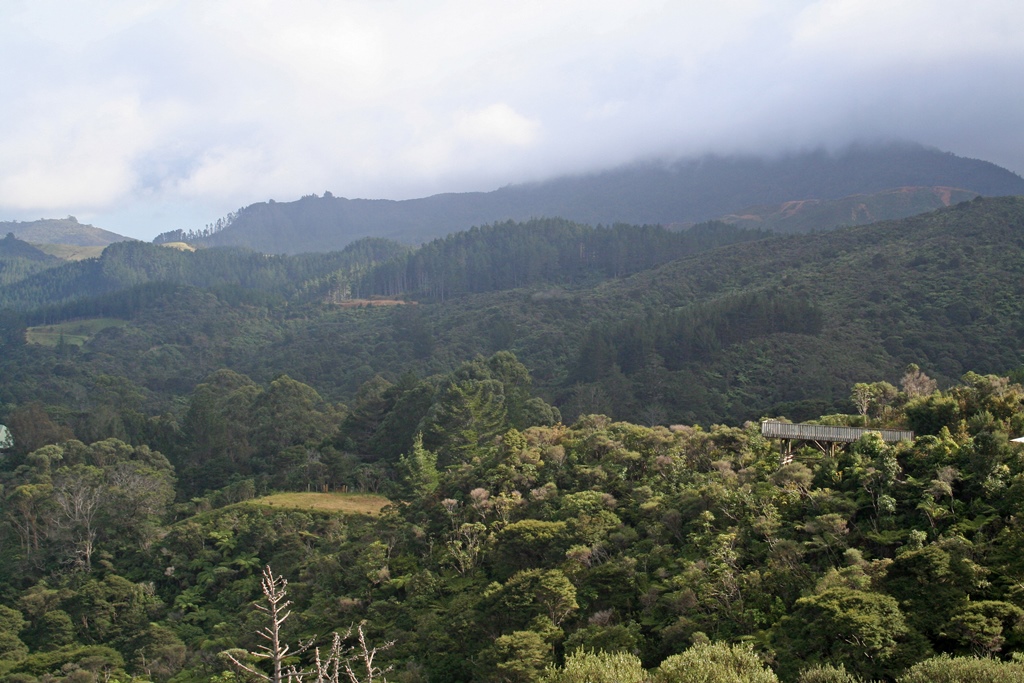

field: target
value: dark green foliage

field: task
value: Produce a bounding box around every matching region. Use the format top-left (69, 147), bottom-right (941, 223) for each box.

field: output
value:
top-left (3, 367), bottom-right (1024, 681)
top-left (573, 288), bottom-right (823, 381)
top-left (881, 541), bottom-right (986, 642)
top-left (175, 371), bottom-right (342, 495)
top-left (771, 587), bottom-right (929, 681)
top-left (941, 600), bottom-right (1024, 657)
top-left (357, 219), bottom-right (768, 300)
top-left (0, 605), bottom-right (28, 660)
top-left (0, 234), bottom-right (57, 262)
top-left (0, 309), bottom-right (26, 348)
top-left (481, 629), bottom-right (552, 683)
top-left (0, 237), bottom-right (407, 315)
top-left (3, 197), bottom-right (1024, 429)
top-left (3, 644), bottom-right (127, 679)
top-left (905, 394), bottom-right (961, 435)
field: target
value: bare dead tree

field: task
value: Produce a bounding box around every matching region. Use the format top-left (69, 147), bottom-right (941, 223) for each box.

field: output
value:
top-left (337, 622), bottom-right (394, 683)
top-left (51, 471), bottom-right (104, 570)
top-left (226, 567), bottom-right (394, 683)
top-left (299, 623), bottom-right (395, 683)
top-left (226, 565), bottom-right (312, 683)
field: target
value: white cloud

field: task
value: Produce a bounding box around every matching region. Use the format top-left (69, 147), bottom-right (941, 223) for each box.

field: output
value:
top-left (457, 104), bottom-right (540, 147)
top-left (0, 0), bottom-right (1022, 239)
top-left (0, 91), bottom-right (155, 211)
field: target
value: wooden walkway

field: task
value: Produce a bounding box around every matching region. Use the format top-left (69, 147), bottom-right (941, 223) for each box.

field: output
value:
top-left (761, 420), bottom-right (914, 463)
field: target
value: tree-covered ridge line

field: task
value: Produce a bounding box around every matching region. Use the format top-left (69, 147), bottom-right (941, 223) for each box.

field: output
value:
top-left (535, 195), bottom-right (1024, 423)
top-left (354, 219), bottom-right (768, 301)
top-left (0, 218), bottom-right (761, 316)
top-left (0, 237), bottom-right (409, 317)
top-left (2, 196), bottom-right (1024, 430)
top-left (3, 352), bottom-right (1024, 681)
top-left (0, 234), bottom-right (59, 264)
top-left (0, 234), bottom-right (65, 290)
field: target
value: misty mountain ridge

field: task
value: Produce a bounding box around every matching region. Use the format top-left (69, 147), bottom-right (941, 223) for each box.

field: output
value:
top-left (154, 141), bottom-right (1024, 254)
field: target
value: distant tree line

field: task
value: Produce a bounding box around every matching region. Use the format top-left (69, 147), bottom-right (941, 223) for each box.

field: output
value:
top-left (356, 219), bottom-right (767, 300)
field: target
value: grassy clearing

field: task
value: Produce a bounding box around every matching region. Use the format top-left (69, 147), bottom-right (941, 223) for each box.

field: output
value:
top-left (250, 492), bottom-right (390, 516)
top-left (26, 318), bottom-right (129, 346)
top-left (158, 242), bottom-right (197, 252)
top-left (32, 243), bottom-right (107, 261)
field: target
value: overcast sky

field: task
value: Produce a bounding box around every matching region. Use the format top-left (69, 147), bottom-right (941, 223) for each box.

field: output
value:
top-left (1, 0), bottom-right (1022, 240)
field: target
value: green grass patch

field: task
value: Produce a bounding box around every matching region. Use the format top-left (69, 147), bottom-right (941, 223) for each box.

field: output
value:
top-left (250, 492), bottom-right (391, 516)
top-left (25, 318), bottom-right (129, 346)
top-left (158, 241), bottom-right (197, 252)
top-left (31, 243), bottom-right (107, 261)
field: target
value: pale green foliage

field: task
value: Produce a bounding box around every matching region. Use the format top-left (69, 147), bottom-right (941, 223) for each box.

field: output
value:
top-left (562, 622), bottom-right (642, 657)
top-left (397, 433), bottom-right (439, 498)
top-left (488, 630), bottom-right (551, 683)
top-left (896, 653), bottom-right (1024, 682)
top-left (797, 664), bottom-right (863, 683)
top-left (484, 568), bottom-right (579, 628)
top-left (0, 604), bottom-right (29, 661)
top-left (850, 381), bottom-right (898, 420)
top-left (543, 649), bottom-right (646, 683)
top-left (651, 641), bottom-right (778, 683)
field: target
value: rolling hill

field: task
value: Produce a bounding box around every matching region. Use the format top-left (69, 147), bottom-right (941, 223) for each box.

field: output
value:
top-left (0, 217), bottom-right (132, 247)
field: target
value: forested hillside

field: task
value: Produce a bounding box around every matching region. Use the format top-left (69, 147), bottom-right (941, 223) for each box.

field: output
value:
top-left (0, 234), bottom-right (62, 288)
top-left (354, 219), bottom-right (767, 300)
top-left (153, 143), bottom-right (1024, 254)
top-left (0, 238), bottom-right (408, 316)
top-left (2, 197), bottom-right (1024, 428)
top-left (4, 188), bottom-right (1024, 681)
top-left (4, 351), bottom-right (1024, 681)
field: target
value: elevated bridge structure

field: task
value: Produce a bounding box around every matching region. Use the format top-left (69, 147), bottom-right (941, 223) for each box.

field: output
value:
top-left (761, 420), bottom-right (914, 462)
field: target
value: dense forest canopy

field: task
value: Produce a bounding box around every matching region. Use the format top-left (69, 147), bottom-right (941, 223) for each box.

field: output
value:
top-left (2, 192), bottom-right (1024, 681)
top-left (3, 353), bottom-right (1024, 681)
